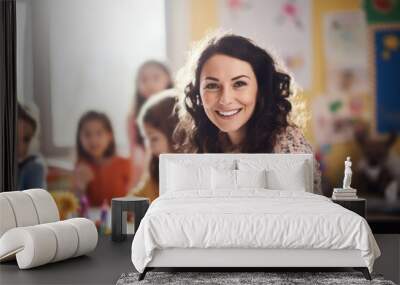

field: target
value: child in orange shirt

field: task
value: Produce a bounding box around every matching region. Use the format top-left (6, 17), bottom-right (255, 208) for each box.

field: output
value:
top-left (74, 111), bottom-right (132, 206)
top-left (129, 89), bottom-right (179, 202)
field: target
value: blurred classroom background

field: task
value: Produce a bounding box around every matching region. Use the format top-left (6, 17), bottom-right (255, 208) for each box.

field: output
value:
top-left (15, 0), bottom-right (400, 230)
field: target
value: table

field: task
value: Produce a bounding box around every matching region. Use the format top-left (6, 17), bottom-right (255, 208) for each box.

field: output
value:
top-left (331, 198), bottom-right (366, 218)
top-left (0, 236), bottom-right (134, 285)
top-left (111, 197), bottom-right (149, 242)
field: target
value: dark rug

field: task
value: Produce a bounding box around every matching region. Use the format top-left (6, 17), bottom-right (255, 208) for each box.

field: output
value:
top-left (116, 271), bottom-right (396, 285)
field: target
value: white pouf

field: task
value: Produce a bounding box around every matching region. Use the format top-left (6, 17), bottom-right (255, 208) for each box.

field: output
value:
top-left (42, 221), bottom-right (79, 262)
top-left (0, 191), bottom-right (39, 227)
top-left (0, 218), bottom-right (98, 269)
top-left (65, 218), bottom-right (98, 257)
top-left (0, 225), bottom-right (57, 269)
top-left (24, 189), bottom-right (60, 223)
top-left (0, 196), bottom-right (17, 237)
top-left (0, 189), bottom-right (98, 269)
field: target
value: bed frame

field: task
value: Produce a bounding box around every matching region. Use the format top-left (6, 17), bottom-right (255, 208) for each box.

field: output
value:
top-left (138, 154), bottom-right (372, 281)
top-left (138, 248), bottom-right (371, 280)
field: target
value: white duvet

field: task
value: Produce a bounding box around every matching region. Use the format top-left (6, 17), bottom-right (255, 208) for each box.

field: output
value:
top-left (131, 190), bottom-right (380, 273)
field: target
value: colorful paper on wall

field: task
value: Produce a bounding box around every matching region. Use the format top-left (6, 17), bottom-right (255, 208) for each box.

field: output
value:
top-left (312, 94), bottom-right (370, 145)
top-left (323, 11), bottom-right (369, 94)
top-left (218, 0), bottom-right (313, 89)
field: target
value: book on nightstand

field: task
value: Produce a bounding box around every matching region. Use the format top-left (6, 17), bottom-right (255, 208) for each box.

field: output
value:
top-left (332, 188), bottom-right (358, 200)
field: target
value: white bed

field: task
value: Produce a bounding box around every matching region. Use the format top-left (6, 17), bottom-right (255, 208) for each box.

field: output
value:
top-left (131, 154), bottom-right (380, 281)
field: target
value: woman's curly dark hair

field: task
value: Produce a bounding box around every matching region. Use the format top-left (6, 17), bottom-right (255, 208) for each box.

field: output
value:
top-left (173, 33), bottom-right (296, 153)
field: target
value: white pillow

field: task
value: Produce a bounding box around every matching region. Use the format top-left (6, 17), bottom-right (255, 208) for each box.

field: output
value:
top-left (266, 163), bottom-right (307, 191)
top-left (211, 168), bottom-right (268, 190)
top-left (238, 158), bottom-right (309, 192)
top-left (236, 169), bottom-right (267, 189)
top-left (167, 162), bottom-right (211, 191)
top-left (211, 168), bottom-right (236, 190)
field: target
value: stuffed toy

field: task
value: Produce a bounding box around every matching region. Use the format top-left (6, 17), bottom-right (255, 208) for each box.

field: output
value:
top-left (353, 123), bottom-right (399, 202)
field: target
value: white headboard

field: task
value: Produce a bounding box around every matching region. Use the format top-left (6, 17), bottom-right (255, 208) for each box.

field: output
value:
top-left (159, 153), bottom-right (314, 195)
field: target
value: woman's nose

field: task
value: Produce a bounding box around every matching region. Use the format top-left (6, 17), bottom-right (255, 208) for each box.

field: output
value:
top-left (219, 87), bottom-right (234, 105)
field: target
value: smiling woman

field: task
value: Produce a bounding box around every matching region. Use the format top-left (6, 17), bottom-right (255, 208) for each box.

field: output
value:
top-left (174, 33), bottom-right (322, 194)
top-left (200, 54), bottom-right (258, 146)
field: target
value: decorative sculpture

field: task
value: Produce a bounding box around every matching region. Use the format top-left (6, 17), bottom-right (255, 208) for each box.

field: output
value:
top-left (332, 156), bottom-right (358, 199)
top-left (343, 156), bottom-right (353, 190)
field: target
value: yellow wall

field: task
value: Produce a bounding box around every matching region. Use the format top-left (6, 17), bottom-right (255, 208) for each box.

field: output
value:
top-left (189, 0), bottom-right (399, 185)
top-left (191, 0), bottom-right (218, 41)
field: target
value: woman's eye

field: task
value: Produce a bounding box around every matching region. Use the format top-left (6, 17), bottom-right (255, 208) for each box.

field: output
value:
top-left (204, 83), bottom-right (219, 90)
top-left (233, 80), bottom-right (247, 88)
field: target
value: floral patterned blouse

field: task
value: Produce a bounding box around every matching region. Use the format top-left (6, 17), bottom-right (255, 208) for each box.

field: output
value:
top-left (273, 125), bottom-right (322, 194)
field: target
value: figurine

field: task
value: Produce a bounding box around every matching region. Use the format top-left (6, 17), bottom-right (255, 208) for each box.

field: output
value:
top-left (343, 156), bottom-right (353, 190)
top-left (332, 156), bottom-right (358, 198)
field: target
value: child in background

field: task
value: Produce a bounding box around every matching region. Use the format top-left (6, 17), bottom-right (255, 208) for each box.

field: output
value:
top-left (17, 103), bottom-right (47, 190)
top-left (129, 89), bottom-right (179, 202)
top-left (127, 60), bottom-right (173, 189)
top-left (74, 111), bottom-right (132, 207)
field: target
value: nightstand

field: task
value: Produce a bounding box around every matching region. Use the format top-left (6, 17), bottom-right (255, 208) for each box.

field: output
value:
top-left (331, 198), bottom-right (366, 218)
top-left (111, 196), bottom-right (149, 242)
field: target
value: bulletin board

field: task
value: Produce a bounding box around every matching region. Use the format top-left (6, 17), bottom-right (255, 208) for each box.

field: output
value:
top-left (369, 24), bottom-right (400, 133)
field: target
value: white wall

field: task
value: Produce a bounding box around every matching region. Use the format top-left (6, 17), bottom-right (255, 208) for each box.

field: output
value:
top-left (30, 0), bottom-right (168, 159)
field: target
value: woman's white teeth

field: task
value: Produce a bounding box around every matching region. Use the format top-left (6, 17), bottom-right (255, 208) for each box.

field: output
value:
top-left (217, 109), bottom-right (241, 116)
